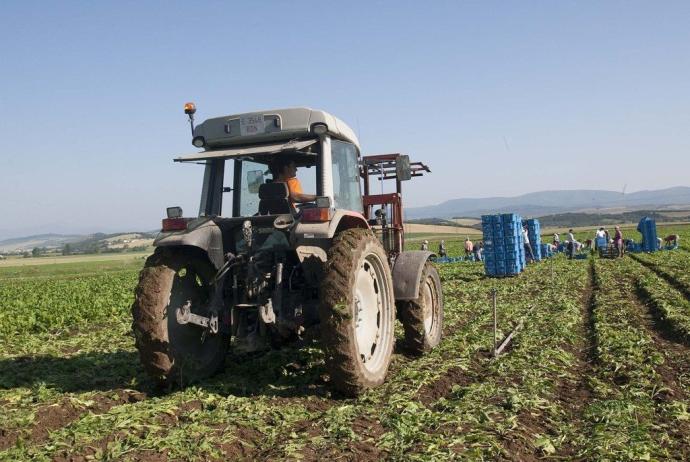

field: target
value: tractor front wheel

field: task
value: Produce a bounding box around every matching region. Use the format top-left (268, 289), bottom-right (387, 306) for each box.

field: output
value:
top-left (131, 248), bottom-right (228, 386)
top-left (398, 261), bottom-right (443, 355)
top-left (319, 229), bottom-right (396, 397)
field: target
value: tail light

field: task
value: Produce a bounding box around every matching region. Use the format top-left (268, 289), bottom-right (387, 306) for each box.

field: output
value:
top-left (302, 207), bottom-right (333, 223)
top-left (162, 218), bottom-right (189, 231)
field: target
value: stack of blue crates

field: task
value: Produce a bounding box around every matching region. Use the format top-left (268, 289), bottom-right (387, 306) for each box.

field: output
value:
top-left (481, 213), bottom-right (525, 277)
top-left (522, 218), bottom-right (542, 261)
top-left (637, 217), bottom-right (658, 252)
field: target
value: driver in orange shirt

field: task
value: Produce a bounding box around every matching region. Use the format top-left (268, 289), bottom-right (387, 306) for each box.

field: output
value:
top-left (270, 158), bottom-right (316, 206)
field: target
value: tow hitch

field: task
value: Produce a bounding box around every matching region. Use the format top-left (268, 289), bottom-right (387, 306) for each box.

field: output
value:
top-left (176, 301), bottom-right (219, 334)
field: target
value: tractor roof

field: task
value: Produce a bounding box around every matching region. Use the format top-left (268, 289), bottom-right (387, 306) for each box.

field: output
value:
top-left (185, 107), bottom-right (359, 157)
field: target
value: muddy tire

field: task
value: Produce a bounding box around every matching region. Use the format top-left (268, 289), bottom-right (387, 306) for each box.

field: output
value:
top-left (319, 228), bottom-right (396, 397)
top-left (398, 261), bottom-right (443, 355)
top-left (131, 248), bottom-right (228, 385)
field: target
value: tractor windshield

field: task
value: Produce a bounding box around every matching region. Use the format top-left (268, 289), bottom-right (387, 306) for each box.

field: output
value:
top-left (207, 139), bottom-right (361, 217)
top-left (223, 157), bottom-right (317, 217)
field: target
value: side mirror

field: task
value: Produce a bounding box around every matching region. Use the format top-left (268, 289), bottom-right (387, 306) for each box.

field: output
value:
top-left (247, 170), bottom-right (264, 194)
top-left (396, 155), bottom-right (412, 181)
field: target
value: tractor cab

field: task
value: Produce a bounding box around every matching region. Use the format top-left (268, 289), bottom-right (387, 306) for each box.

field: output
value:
top-left (174, 106), bottom-right (362, 222)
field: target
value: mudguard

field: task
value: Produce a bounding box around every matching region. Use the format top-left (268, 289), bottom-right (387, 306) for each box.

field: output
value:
top-left (290, 210), bottom-right (369, 253)
top-left (392, 251), bottom-right (436, 300)
top-left (153, 218), bottom-right (224, 269)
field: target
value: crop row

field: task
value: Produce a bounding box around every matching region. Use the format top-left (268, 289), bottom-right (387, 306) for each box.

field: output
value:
top-left (631, 251), bottom-right (690, 298)
top-left (0, 271), bottom-right (137, 339)
top-left (586, 258), bottom-right (688, 461)
top-left (633, 266), bottom-right (690, 345)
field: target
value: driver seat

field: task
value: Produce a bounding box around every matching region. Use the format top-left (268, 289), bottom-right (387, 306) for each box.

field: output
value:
top-left (258, 182), bottom-right (292, 215)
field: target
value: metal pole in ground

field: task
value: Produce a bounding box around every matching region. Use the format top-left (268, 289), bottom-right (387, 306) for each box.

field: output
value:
top-left (492, 288), bottom-right (498, 357)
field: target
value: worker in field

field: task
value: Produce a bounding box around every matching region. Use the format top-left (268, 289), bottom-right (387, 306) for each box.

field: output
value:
top-left (421, 240), bottom-right (429, 251)
top-left (473, 241), bottom-right (483, 261)
top-left (553, 233), bottom-right (560, 248)
top-left (664, 234), bottom-right (680, 248)
top-left (594, 227), bottom-right (605, 249)
top-left (566, 229), bottom-right (576, 259)
top-left (522, 226), bottom-right (535, 262)
top-left (438, 240), bottom-right (447, 257)
top-left (613, 226), bottom-right (624, 257)
top-left (464, 237), bottom-right (473, 257)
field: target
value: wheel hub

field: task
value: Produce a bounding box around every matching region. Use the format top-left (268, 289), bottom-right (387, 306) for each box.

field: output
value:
top-left (354, 256), bottom-right (388, 371)
top-left (422, 277), bottom-right (435, 334)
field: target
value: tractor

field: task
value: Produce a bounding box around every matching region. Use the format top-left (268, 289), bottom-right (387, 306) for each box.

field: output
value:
top-left (131, 105), bottom-right (444, 396)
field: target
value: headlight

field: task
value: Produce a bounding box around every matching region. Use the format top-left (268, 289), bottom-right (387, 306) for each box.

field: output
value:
top-left (192, 136), bottom-right (206, 148)
top-left (311, 123), bottom-right (328, 135)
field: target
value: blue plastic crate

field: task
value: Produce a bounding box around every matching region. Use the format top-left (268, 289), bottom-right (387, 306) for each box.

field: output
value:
top-left (503, 236), bottom-right (519, 247)
top-left (500, 213), bottom-right (518, 224)
top-left (505, 246), bottom-right (520, 255)
top-left (504, 228), bottom-right (520, 238)
top-left (637, 217), bottom-right (658, 252)
top-left (494, 240), bottom-right (506, 250)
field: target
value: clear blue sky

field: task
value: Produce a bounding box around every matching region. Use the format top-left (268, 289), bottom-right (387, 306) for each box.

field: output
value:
top-left (1, 1), bottom-right (689, 238)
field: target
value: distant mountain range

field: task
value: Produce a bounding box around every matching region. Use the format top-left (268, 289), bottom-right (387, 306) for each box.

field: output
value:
top-left (405, 186), bottom-right (690, 219)
top-left (0, 234), bottom-right (86, 253)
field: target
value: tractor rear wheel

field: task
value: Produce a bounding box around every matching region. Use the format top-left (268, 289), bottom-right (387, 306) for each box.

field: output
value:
top-left (398, 261), bottom-right (443, 355)
top-left (131, 248), bottom-right (228, 385)
top-left (319, 229), bottom-right (396, 397)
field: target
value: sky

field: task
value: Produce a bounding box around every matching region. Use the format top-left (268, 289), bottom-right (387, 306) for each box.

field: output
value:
top-left (1, 1), bottom-right (689, 239)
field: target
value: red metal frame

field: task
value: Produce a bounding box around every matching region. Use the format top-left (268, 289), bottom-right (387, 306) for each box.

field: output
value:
top-left (361, 153), bottom-right (430, 257)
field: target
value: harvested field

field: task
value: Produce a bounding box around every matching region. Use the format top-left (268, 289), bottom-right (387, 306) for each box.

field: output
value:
top-left (1, 225), bottom-right (690, 460)
top-left (403, 223), bottom-right (480, 236)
